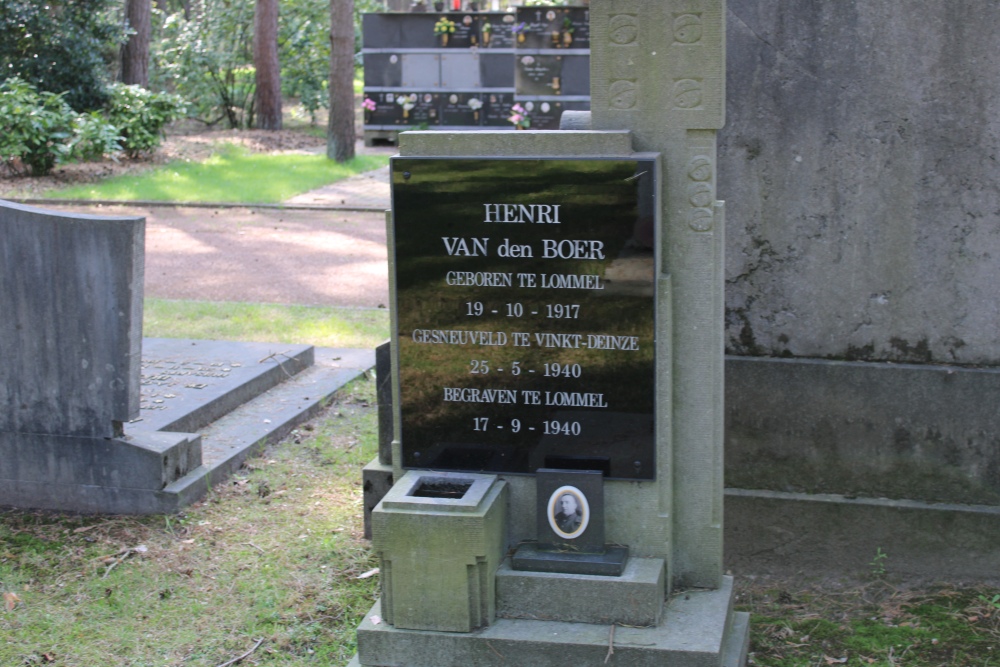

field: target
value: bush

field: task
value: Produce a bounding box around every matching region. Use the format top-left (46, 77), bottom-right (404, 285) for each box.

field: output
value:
top-left (104, 84), bottom-right (186, 158)
top-left (154, 0), bottom-right (257, 128)
top-left (0, 78), bottom-right (123, 176)
top-left (71, 111), bottom-right (125, 163)
top-left (0, 78), bottom-right (77, 176)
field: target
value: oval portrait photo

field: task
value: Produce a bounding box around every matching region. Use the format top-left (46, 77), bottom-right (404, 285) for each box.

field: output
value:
top-left (547, 485), bottom-right (590, 539)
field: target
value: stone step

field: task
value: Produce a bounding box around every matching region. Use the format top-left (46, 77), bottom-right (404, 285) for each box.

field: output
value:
top-left (495, 556), bottom-right (665, 627)
top-left (0, 430), bottom-right (201, 514)
top-left (159, 346), bottom-right (375, 511)
top-left (353, 576), bottom-right (749, 667)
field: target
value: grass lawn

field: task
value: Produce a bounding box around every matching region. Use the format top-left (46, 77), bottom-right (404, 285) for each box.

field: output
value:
top-left (740, 580), bottom-right (1000, 666)
top-left (0, 378), bottom-right (380, 666)
top-left (143, 299), bottom-right (389, 350)
top-left (43, 143), bottom-right (387, 204)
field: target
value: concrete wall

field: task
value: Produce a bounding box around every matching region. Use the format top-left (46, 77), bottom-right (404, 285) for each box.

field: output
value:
top-left (717, 3), bottom-right (1000, 577)
top-left (720, 0), bottom-right (1000, 365)
top-left (726, 356), bottom-right (1000, 506)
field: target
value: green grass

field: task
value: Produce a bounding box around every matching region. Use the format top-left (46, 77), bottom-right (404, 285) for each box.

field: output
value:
top-left (144, 298), bottom-right (389, 349)
top-left (741, 582), bottom-right (1000, 666)
top-left (44, 143), bottom-right (387, 204)
top-left (0, 378), bottom-right (381, 666)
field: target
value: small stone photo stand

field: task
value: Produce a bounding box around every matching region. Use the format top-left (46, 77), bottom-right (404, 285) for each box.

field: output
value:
top-left (512, 468), bottom-right (630, 576)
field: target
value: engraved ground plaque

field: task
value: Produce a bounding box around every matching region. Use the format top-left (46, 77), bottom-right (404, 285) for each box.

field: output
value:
top-left (391, 157), bottom-right (657, 480)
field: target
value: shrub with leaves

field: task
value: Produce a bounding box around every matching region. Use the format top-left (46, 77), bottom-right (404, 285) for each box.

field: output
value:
top-left (153, 0), bottom-right (257, 128)
top-left (104, 84), bottom-right (186, 158)
top-left (71, 111), bottom-right (125, 163)
top-left (0, 78), bottom-right (122, 176)
top-left (0, 78), bottom-right (78, 176)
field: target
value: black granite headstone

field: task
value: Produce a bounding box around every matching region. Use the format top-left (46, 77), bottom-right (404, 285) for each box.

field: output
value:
top-left (515, 54), bottom-right (563, 97)
top-left (391, 157), bottom-right (658, 480)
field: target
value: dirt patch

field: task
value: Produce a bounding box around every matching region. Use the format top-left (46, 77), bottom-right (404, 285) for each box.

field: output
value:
top-left (40, 202), bottom-right (390, 308)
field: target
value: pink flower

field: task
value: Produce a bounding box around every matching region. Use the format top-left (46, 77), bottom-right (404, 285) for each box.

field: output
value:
top-left (508, 113), bottom-right (523, 124)
top-left (362, 98), bottom-right (377, 112)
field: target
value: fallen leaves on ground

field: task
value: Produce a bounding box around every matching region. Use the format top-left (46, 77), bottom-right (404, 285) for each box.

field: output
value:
top-left (4, 591), bottom-right (21, 611)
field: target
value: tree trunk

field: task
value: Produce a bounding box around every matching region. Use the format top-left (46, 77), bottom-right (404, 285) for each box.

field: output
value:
top-left (254, 0), bottom-right (282, 130)
top-left (122, 0), bottom-right (151, 87)
top-left (327, 0), bottom-right (356, 162)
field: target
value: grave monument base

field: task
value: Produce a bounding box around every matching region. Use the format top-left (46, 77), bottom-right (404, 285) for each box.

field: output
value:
top-left (0, 339), bottom-right (374, 514)
top-left (350, 575), bottom-right (748, 667)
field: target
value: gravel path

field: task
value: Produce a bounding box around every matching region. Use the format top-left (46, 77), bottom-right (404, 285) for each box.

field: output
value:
top-left (41, 160), bottom-right (394, 309)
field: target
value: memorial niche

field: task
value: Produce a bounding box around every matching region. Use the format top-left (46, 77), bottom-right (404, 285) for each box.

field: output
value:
top-left (392, 157), bottom-right (656, 480)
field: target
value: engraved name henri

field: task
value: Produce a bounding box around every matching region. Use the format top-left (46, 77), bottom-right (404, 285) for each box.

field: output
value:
top-left (482, 203), bottom-right (562, 224)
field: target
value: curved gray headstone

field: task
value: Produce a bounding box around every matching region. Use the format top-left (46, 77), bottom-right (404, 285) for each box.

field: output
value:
top-left (0, 200), bottom-right (144, 438)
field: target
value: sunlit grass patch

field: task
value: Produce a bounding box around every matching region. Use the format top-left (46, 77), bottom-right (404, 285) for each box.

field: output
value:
top-left (143, 299), bottom-right (389, 350)
top-left (44, 143), bottom-right (387, 204)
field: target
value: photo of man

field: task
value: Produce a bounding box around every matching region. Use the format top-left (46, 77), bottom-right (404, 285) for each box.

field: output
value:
top-left (546, 485), bottom-right (589, 538)
top-left (555, 492), bottom-right (582, 533)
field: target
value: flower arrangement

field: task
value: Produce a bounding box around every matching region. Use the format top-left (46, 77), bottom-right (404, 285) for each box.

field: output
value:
top-left (481, 21), bottom-right (492, 45)
top-left (507, 103), bottom-right (530, 129)
top-left (468, 97), bottom-right (483, 121)
top-left (397, 94), bottom-right (416, 119)
top-left (434, 17), bottom-right (457, 45)
top-left (434, 17), bottom-right (457, 34)
top-left (511, 21), bottom-right (527, 42)
top-left (561, 16), bottom-right (575, 46)
top-left (362, 98), bottom-right (377, 112)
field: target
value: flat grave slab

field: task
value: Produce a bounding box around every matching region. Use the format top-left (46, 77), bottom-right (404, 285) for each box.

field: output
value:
top-left (134, 338), bottom-right (314, 434)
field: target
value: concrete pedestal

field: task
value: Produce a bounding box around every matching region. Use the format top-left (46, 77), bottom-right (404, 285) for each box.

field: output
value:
top-left (372, 471), bottom-right (509, 633)
top-left (496, 557), bottom-right (665, 627)
top-left (350, 575), bottom-right (749, 667)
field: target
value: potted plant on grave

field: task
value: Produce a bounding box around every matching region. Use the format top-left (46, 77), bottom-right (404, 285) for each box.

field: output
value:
top-left (434, 17), bottom-right (457, 46)
top-left (507, 103), bottom-right (530, 130)
top-left (561, 17), bottom-right (575, 47)
top-left (481, 21), bottom-right (492, 45)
